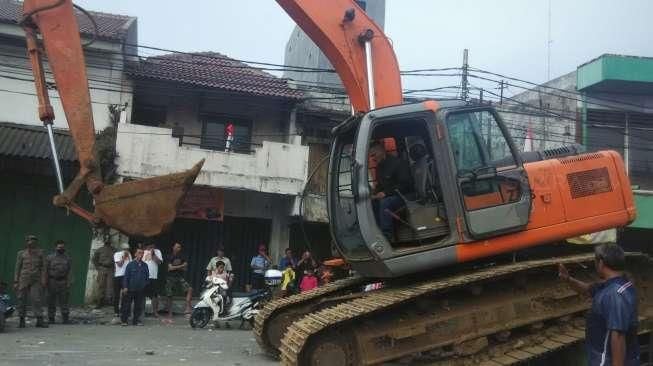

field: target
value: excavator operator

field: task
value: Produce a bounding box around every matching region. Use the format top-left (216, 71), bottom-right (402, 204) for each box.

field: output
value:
top-left (369, 141), bottom-right (413, 240)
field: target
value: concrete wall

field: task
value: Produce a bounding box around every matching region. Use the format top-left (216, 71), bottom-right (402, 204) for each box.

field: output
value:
top-left (116, 123), bottom-right (309, 195)
top-left (0, 33), bottom-right (134, 132)
top-left (500, 71), bottom-right (578, 151)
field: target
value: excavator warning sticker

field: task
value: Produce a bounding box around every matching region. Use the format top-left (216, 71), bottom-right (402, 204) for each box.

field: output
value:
top-left (567, 167), bottom-right (612, 199)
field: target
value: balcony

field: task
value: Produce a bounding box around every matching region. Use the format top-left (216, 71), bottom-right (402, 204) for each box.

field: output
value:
top-left (115, 123), bottom-right (309, 195)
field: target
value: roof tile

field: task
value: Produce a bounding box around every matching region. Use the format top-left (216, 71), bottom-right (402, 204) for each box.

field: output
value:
top-left (127, 52), bottom-right (304, 100)
top-left (0, 0), bottom-right (135, 41)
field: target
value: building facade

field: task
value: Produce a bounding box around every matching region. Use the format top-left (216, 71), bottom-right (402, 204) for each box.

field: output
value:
top-left (118, 52), bottom-right (308, 291)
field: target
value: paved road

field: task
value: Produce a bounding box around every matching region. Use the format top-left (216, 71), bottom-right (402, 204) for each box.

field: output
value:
top-left (0, 313), bottom-right (277, 366)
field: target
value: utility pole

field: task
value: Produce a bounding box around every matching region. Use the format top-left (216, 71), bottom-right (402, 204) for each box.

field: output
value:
top-left (546, 0), bottom-right (552, 80)
top-left (499, 80), bottom-right (505, 105)
top-left (479, 88), bottom-right (484, 104)
top-left (461, 49), bottom-right (469, 101)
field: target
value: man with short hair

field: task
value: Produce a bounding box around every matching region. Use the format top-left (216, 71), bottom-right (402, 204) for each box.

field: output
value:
top-left (559, 244), bottom-right (639, 366)
top-left (250, 245), bottom-right (271, 290)
top-left (113, 243), bottom-right (131, 316)
top-left (279, 248), bottom-right (297, 271)
top-left (165, 242), bottom-right (193, 317)
top-left (121, 248), bottom-right (149, 326)
top-left (92, 240), bottom-right (115, 308)
top-left (143, 243), bottom-right (162, 317)
top-left (206, 247), bottom-right (232, 276)
top-left (46, 240), bottom-right (72, 324)
top-left (369, 141), bottom-right (412, 240)
top-left (14, 235), bottom-right (48, 328)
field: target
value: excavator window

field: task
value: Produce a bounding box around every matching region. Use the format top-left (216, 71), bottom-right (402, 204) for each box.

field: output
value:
top-left (446, 110), bottom-right (522, 211)
top-left (329, 130), bottom-right (373, 260)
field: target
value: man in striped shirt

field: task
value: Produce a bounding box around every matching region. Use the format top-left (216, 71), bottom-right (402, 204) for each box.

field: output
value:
top-left (559, 244), bottom-right (639, 366)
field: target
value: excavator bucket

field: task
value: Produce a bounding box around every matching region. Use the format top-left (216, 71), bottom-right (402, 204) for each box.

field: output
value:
top-left (93, 160), bottom-right (204, 237)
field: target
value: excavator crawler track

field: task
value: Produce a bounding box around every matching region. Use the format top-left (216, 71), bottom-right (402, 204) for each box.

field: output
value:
top-left (277, 253), bottom-right (653, 365)
top-left (254, 276), bottom-right (369, 357)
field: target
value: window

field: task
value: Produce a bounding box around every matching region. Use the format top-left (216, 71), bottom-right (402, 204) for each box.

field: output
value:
top-left (132, 103), bottom-right (167, 127)
top-left (201, 116), bottom-right (252, 153)
top-left (446, 110), bottom-right (516, 173)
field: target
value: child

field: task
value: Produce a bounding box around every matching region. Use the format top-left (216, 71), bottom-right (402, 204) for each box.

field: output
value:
top-left (299, 270), bottom-right (318, 293)
top-left (280, 267), bottom-right (296, 297)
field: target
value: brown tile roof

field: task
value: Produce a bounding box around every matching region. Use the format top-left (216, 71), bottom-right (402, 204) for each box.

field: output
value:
top-left (0, 122), bottom-right (76, 162)
top-left (127, 52), bottom-right (304, 100)
top-left (0, 0), bottom-right (135, 41)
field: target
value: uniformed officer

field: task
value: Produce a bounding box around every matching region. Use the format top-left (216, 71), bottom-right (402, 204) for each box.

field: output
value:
top-left (559, 244), bottom-right (639, 365)
top-left (92, 241), bottom-right (115, 308)
top-left (13, 235), bottom-right (48, 328)
top-left (46, 240), bottom-right (72, 324)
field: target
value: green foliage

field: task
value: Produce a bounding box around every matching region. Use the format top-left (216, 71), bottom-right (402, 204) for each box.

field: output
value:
top-left (95, 104), bottom-right (122, 183)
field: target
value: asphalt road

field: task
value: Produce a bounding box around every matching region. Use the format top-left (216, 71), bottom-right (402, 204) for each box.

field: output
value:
top-left (0, 312), bottom-right (277, 366)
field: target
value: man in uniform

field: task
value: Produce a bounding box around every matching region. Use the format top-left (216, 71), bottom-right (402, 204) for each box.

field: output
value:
top-left (92, 240), bottom-right (115, 308)
top-left (13, 235), bottom-right (48, 328)
top-left (46, 240), bottom-right (72, 324)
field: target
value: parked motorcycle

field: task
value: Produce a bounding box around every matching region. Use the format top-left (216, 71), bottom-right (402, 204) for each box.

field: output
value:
top-left (190, 276), bottom-right (270, 329)
top-left (0, 281), bottom-right (15, 332)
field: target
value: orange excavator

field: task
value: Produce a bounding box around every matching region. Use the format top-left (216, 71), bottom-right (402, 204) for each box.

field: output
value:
top-left (22, 0), bottom-right (652, 365)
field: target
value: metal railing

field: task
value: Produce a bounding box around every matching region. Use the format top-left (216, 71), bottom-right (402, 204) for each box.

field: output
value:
top-left (172, 126), bottom-right (261, 154)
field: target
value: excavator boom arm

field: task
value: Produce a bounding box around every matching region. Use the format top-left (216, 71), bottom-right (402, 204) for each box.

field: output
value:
top-left (22, 0), bottom-right (203, 237)
top-left (275, 0), bottom-right (402, 112)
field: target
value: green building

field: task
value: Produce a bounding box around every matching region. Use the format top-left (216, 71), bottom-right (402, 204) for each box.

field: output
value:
top-left (0, 123), bottom-right (92, 304)
top-left (577, 54), bottom-right (653, 248)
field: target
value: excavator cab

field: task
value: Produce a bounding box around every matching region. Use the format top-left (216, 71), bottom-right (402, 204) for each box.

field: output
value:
top-left (328, 101), bottom-right (533, 277)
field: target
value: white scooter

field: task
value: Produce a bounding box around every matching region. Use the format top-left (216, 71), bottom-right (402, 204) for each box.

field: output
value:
top-left (190, 275), bottom-right (270, 329)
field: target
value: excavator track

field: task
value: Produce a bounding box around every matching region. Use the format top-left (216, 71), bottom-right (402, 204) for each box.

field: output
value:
top-left (427, 314), bottom-right (653, 366)
top-left (254, 276), bottom-right (369, 356)
top-left (277, 253), bottom-right (653, 365)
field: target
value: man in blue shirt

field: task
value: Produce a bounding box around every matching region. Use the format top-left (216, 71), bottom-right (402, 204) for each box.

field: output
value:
top-left (559, 244), bottom-right (639, 366)
top-left (121, 248), bottom-right (149, 326)
top-left (250, 245), bottom-right (271, 290)
top-left (279, 248), bottom-right (297, 271)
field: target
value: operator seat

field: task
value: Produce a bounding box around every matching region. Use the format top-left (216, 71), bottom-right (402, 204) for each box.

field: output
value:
top-left (409, 143), bottom-right (436, 203)
top-left (394, 143), bottom-right (449, 243)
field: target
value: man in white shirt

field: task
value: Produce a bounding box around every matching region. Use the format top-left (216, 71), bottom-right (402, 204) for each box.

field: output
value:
top-left (113, 243), bottom-right (132, 316)
top-left (206, 247), bottom-right (232, 276)
top-left (143, 243), bottom-right (162, 317)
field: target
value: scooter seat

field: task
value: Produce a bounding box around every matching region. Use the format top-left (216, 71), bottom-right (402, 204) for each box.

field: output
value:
top-left (232, 289), bottom-right (265, 298)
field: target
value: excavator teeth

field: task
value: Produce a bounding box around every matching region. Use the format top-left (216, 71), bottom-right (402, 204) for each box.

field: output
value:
top-left (93, 159), bottom-right (204, 237)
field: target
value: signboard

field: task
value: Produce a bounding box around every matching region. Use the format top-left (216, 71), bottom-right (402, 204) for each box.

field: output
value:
top-left (177, 186), bottom-right (224, 221)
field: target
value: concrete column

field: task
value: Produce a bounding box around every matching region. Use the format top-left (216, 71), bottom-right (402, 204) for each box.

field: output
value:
top-left (83, 230), bottom-right (125, 304)
top-left (287, 106), bottom-right (302, 146)
top-left (268, 196), bottom-right (290, 266)
top-left (84, 233), bottom-right (105, 304)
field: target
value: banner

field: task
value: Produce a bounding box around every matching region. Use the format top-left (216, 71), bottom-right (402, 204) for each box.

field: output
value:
top-left (177, 186), bottom-right (224, 221)
top-left (566, 228), bottom-right (617, 245)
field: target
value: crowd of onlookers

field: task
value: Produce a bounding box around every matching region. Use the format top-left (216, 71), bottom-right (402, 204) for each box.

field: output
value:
top-left (9, 234), bottom-right (338, 328)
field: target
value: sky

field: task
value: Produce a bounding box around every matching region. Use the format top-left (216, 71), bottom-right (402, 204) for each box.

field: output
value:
top-left (76, 0), bottom-right (653, 97)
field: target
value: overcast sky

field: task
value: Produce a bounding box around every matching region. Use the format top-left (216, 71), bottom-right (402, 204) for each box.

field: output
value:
top-left (76, 0), bottom-right (653, 97)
